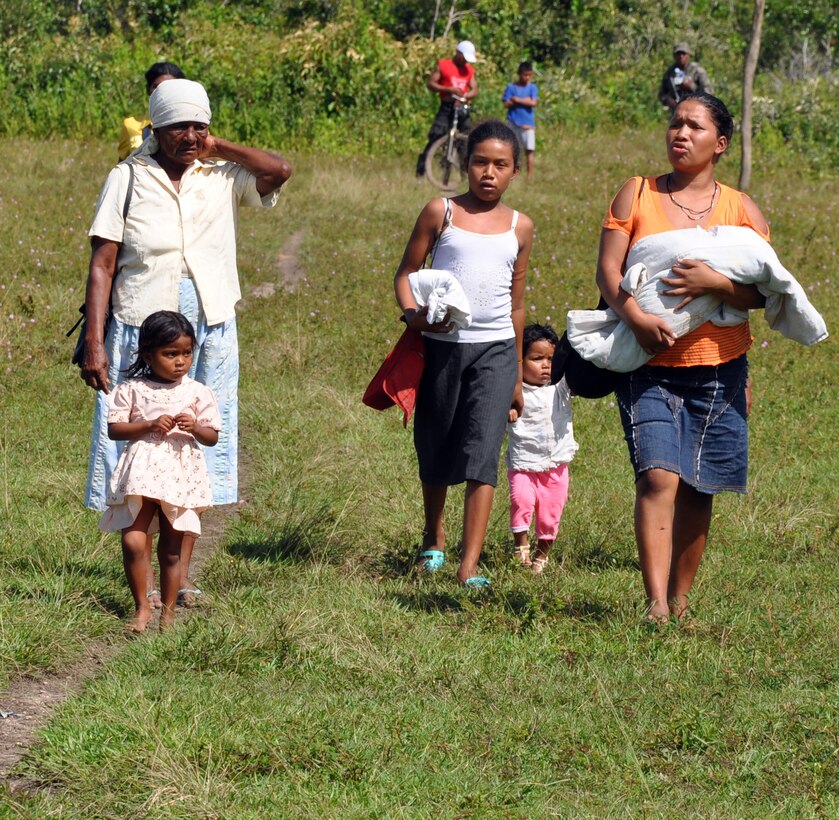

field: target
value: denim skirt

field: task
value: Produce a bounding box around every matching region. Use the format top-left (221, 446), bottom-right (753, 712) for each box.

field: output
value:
top-left (615, 355), bottom-right (749, 495)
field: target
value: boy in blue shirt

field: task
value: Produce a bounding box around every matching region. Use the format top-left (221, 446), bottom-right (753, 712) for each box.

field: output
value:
top-left (502, 61), bottom-right (539, 180)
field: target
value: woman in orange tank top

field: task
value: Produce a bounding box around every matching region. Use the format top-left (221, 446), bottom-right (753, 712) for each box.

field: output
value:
top-left (596, 93), bottom-right (769, 623)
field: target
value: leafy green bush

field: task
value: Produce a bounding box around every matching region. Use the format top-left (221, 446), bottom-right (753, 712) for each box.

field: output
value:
top-left (0, 0), bottom-right (835, 166)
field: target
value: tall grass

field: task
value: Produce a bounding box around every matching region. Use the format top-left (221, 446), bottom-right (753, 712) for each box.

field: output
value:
top-left (1, 131), bottom-right (837, 813)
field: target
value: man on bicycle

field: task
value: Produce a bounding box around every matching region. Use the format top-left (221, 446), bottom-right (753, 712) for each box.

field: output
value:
top-left (415, 41), bottom-right (478, 178)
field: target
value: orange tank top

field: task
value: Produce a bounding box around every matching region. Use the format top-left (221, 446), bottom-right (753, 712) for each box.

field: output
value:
top-left (602, 176), bottom-right (770, 367)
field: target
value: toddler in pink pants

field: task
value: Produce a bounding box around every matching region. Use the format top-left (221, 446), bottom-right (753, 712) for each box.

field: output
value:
top-left (506, 324), bottom-right (578, 574)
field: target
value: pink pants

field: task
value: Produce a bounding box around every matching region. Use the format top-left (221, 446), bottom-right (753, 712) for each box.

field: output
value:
top-left (508, 464), bottom-right (570, 541)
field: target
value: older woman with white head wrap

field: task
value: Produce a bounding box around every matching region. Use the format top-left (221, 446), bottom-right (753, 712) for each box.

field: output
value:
top-left (81, 78), bottom-right (291, 619)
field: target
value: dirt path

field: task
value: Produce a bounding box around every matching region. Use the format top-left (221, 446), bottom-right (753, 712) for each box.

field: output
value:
top-left (249, 229), bottom-right (306, 299)
top-left (0, 502), bottom-right (231, 793)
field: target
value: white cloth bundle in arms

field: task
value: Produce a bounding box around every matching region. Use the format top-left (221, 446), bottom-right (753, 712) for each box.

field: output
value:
top-left (408, 269), bottom-right (472, 330)
top-left (567, 225), bottom-right (828, 372)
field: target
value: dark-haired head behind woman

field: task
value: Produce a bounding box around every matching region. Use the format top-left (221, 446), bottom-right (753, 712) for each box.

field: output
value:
top-left (144, 61), bottom-right (186, 94)
top-left (118, 61), bottom-right (187, 161)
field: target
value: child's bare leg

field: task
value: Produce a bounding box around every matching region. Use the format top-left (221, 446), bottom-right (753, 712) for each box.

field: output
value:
top-left (513, 530), bottom-right (532, 566)
top-left (526, 150), bottom-right (534, 180)
top-left (457, 480), bottom-right (494, 583)
top-left (145, 534), bottom-right (161, 608)
top-left (668, 482), bottom-right (713, 619)
top-left (121, 499), bottom-right (160, 632)
top-left (157, 516), bottom-right (184, 630)
top-left (177, 533), bottom-right (201, 605)
top-left (179, 533), bottom-right (197, 588)
top-left (634, 469), bottom-right (679, 620)
top-left (531, 538), bottom-right (553, 574)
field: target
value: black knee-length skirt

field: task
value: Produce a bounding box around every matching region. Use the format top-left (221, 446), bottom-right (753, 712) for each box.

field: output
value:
top-left (414, 336), bottom-right (518, 487)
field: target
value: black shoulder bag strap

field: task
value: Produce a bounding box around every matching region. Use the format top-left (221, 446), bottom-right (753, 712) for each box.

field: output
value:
top-left (67, 163), bottom-right (135, 346)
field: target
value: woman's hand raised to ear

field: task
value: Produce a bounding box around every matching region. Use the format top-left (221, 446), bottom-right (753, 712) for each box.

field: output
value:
top-left (197, 135), bottom-right (292, 196)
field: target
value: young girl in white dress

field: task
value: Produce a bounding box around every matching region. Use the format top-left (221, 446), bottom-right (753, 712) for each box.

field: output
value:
top-left (99, 311), bottom-right (221, 632)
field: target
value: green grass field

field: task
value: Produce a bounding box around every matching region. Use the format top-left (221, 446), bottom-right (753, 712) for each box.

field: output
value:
top-left (0, 130), bottom-right (837, 816)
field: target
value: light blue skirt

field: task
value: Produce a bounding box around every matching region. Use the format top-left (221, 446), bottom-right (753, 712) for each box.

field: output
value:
top-left (85, 278), bottom-right (239, 511)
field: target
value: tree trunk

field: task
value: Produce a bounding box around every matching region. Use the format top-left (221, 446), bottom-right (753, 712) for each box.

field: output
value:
top-left (430, 0), bottom-right (442, 40)
top-left (739, 0), bottom-right (766, 191)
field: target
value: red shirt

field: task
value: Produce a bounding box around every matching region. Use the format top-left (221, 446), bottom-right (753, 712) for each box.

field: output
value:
top-left (437, 58), bottom-right (474, 100)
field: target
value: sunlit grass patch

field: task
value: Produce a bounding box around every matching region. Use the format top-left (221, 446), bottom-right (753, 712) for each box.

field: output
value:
top-left (1, 136), bottom-right (837, 813)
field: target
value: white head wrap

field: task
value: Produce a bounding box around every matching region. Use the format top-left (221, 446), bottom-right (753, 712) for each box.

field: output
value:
top-left (148, 79), bottom-right (212, 128)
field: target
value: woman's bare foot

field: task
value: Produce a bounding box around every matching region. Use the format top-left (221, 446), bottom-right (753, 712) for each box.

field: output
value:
top-left (669, 594), bottom-right (690, 621)
top-left (146, 588), bottom-right (162, 610)
top-left (644, 600), bottom-right (671, 624)
top-left (456, 560), bottom-right (482, 585)
top-left (159, 613), bottom-right (176, 632)
top-left (421, 528), bottom-right (445, 550)
top-left (126, 609), bottom-right (153, 634)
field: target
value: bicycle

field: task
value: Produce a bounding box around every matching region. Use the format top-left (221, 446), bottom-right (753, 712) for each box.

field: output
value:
top-left (424, 96), bottom-right (471, 191)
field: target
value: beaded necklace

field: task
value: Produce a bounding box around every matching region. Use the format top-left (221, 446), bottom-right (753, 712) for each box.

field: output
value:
top-left (666, 173), bottom-right (718, 221)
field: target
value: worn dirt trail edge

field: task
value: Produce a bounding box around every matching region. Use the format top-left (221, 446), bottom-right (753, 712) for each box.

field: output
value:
top-left (0, 505), bottom-right (231, 794)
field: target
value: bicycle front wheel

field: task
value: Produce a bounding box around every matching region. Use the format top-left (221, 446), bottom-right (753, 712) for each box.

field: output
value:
top-left (425, 132), bottom-right (469, 191)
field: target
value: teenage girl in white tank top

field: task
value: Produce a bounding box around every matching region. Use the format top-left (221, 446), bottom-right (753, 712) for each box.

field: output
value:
top-left (394, 120), bottom-right (534, 589)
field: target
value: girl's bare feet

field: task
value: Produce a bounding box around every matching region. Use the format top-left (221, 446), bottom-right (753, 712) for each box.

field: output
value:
top-left (126, 610), bottom-right (153, 634)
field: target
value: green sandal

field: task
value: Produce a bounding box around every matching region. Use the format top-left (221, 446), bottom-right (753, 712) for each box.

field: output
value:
top-left (418, 550), bottom-right (445, 573)
top-left (463, 575), bottom-right (492, 590)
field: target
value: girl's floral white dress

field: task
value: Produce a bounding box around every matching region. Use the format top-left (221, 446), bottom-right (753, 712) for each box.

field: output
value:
top-left (98, 376), bottom-right (221, 536)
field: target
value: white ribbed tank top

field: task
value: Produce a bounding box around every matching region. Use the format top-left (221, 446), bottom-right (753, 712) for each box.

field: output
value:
top-left (426, 198), bottom-right (520, 343)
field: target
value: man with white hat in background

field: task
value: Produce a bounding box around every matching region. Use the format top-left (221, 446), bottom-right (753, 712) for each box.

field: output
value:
top-left (659, 41), bottom-right (712, 111)
top-left (416, 40), bottom-right (478, 178)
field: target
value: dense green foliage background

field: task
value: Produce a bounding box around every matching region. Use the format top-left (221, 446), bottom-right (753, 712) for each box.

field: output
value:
top-left (0, 0), bottom-right (836, 165)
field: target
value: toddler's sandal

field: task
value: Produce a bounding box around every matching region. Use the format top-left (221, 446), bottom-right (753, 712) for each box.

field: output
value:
top-left (513, 544), bottom-right (532, 567)
top-left (531, 555), bottom-right (549, 575)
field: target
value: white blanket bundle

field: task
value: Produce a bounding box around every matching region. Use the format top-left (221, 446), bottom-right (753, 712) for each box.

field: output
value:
top-left (408, 269), bottom-right (472, 330)
top-left (567, 226), bottom-right (828, 372)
